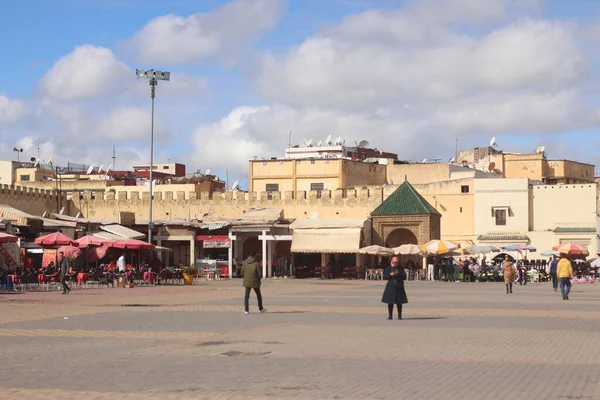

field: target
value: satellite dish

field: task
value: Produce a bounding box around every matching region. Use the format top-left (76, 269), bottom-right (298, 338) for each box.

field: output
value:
top-left (47, 156), bottom-right (53, 165)
top-left (86, 165), bottom-right (94, 175)
top-left (33, 158), bottom-right (40, 167)
top-left (488, 162), bottom-right (496, 171)
top-left (325, 135), bottom-right (332, 145)
top-left (335, 136), bottom-right (342, 145)
top-left (231, 180), bottom-right (239, 190)
top-left (535, 145), bottom-right (546, 154)
top-left (449, 157), bottom-right (455, 163)
top-left (489, 136), bottom-right (497, 147)
top-left (358, 140), bottom-right (369, 148)
top-left (105, 165), bottom-right (111, 174)
top-left (205, 169), bottom-right (211, 175)
top-left (98, 164), bottom-right (104, 173)
top-left (422, 158), bottom-right (427, 163)
top-left (317, 140), bottom-right (322, 147)
top-left (306, 139), bottom-right (313, 147)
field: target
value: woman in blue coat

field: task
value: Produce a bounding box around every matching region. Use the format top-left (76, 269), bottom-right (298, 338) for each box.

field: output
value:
top-left (381, 256), bottom-right (408, 320)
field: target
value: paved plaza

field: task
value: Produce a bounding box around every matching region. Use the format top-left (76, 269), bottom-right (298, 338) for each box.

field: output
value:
top-left (1, 279), bottom-right (600, 400)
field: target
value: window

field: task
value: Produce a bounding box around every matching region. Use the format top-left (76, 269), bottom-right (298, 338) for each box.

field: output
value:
top-left (460, 207), bottom-right (463, 213)
top-left (265, 183), bottom-right (279, 200)
top-left (311, 183), bottom-right (324, 199)
top-left (20, 175), bottom-right (30, 181)
top-left (495, 209), bottom-right (507, 226)
top-left (461, 185), bottom-right (469, 193)
top-left (163, 166), bottom-right (169, 170)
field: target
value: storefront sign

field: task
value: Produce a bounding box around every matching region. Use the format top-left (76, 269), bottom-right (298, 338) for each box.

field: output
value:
top-left (197, 235), bottom-right (230, 248)
top-left (119, 211), bottom-right (135, 225)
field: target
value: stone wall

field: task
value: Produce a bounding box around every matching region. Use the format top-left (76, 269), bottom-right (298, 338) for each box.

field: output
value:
top-left (69, 188), bottom-right (385, 221)
top-left (0, 185), bottom-right (67, 215)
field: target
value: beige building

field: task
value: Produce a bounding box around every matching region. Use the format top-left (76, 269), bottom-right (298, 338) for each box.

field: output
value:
top-left (458, 147), bottom-right (595, 184)
top-left (474, 178), bottom-right (598, 257)
top-left (249, 158), bottom-right (387, 193)
top-left (0, 161), bottom-right (56, 186)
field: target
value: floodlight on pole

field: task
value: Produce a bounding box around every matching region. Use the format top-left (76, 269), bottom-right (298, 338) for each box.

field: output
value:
top-left (135, 69), bottom-right (170, 244)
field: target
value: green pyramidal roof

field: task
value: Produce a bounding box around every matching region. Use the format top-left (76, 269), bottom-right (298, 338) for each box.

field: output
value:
top-left (372, 180), bottom-right (441, 216)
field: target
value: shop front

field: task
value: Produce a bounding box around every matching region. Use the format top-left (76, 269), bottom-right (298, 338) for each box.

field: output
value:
top-left (290, 219), bottom-right (366, 278)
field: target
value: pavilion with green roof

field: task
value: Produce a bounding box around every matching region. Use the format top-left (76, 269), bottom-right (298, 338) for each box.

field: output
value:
top-left (370, 180), bottom-right (441, 247)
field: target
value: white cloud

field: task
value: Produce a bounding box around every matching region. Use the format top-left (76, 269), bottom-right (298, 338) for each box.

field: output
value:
top-left (256, 19), bottom-right (583, 109)
top-left (97, 106), bottom-right (164, 141)
top-left (40, 45), bottom-right (130, 101)
top-left (128, 0), bottom-right (285, 65)
top-left (0, 94), bottom-right (25, 125)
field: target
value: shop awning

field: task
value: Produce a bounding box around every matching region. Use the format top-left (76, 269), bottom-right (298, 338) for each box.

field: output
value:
top-left (291, 228), bottom-right (362, 253)
top-left (100, 224), bottom-right (145, 239)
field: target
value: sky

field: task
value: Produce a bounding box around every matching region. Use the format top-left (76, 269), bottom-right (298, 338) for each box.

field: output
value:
top-left (1, 0), bottom-right (600, 189)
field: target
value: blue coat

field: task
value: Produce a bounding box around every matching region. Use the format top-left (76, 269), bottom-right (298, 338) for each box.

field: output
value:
top-left (381, 267), bottom-right (408, 305)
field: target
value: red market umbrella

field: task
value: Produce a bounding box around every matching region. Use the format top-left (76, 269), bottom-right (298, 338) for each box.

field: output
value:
top-left (0, 232), bottom-right (19, 244)
top-left (112, 239), bottom-right (154, 250)
top-left (35, 232), bottom-right (77, 248)
top-left (553, 243), bottom-right (589, 256)
top-left (57, 245), bottom-right (81, 259)
top-left (76, 235), bottom-right (114, 248)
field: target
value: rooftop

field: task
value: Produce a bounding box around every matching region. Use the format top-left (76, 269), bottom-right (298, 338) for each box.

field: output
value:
top-left (372, 181), bottom-right (441, 216)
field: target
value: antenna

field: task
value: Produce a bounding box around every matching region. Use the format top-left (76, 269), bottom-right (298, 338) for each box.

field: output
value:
top-left (358, 140), bottom-right (369, 148)
top-left (325, 134), bottom-right (332, 145)
top-left (98, 164), bottom-right (104, 173)
top-left (86, 165), bottom-right (94, 175)
top-left (489, 136), bottom-right (497, 147)
top-left (111, 145), bottom-right (116, 170)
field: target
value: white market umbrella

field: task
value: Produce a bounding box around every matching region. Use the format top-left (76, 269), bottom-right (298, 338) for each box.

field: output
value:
top-left (465, 245), bottom-right (500, 255)
top-left (393, 244), bottom-right (421, 255)
top-left (358, 245), bottom-right (395, 256)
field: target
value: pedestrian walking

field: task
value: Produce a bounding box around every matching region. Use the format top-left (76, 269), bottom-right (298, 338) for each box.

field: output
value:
top-left (557, 253), bottom-right (574, 300)
top-left (381, 256), bottom-right (408, 320)
top-left (241, 252), bottom-right (267, 314)
top-left (549, 255), bottom-right (559, 292)
top-left (58, 251), bottom-right (71, 294)
top-left (502, 256), bottom-right (516, 294)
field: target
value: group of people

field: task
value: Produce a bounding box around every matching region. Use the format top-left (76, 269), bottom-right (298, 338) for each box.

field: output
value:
top-left (502, 254), bottom-right (574, 299)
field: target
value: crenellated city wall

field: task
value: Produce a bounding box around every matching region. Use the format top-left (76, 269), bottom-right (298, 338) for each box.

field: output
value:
top-left (70, 188), bottom-right (385, 221)
top-left (0, 185), bottom-right (67, 216)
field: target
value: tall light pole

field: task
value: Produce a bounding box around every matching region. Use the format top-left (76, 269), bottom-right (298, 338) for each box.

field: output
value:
top-left (135, 69), bottom-right (170, 244)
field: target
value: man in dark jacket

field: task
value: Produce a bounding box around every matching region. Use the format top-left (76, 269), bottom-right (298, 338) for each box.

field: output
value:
top-left (549, 256), bottom-right (559, 292)
top-left (58, 252), bottom-right (71, 294)
top-left (241, 253), bottom-right (266, 314)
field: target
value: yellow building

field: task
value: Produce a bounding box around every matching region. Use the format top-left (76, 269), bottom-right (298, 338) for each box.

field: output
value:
top-left (249, 158), bottom-right (387, 193)
top-left (474, 178), bottom-right (598, 257)
top-left (457, 147), bottom-right (594, 184)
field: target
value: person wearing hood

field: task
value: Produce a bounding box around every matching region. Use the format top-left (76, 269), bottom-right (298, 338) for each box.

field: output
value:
top-left (241, 252), bottom-right (267, 314)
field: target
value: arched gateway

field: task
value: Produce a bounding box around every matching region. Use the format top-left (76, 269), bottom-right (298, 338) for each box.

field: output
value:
top-left (371, 180), bottom-right (441, 248)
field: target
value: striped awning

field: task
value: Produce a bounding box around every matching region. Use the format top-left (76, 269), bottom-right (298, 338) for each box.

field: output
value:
top-left (200, 223), bottom-right (227, 230)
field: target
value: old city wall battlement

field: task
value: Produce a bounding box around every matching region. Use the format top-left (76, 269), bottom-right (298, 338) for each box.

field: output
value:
top-left (0, 185), bottom-right (67, 215)
top-left (70, 189), bottom-right (385, 221)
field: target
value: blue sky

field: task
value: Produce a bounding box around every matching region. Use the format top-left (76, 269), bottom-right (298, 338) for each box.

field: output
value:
top-left (1, 0), bottom-right (600, 187)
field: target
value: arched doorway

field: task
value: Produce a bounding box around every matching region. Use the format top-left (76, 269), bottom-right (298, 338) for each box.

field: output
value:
top-left (386, 228), bottom-right (418, 248)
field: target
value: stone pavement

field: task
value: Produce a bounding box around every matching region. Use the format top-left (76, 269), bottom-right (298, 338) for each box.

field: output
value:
top-left (1, 279), bottom-right (600, 400)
